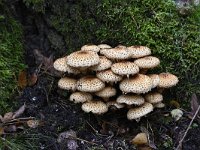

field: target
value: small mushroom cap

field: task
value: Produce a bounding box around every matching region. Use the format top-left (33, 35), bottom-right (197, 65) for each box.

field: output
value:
top-left (127, 102), bottom-right (153, 120)
top-left (148, 74), bottom-right (160, 88)
top-left (81, 44), bottom-right (100, 53)
top-left (119, 74), bottom-right (152, 94)
top-left (53, 57), bottom-right (80, 74)
top-left (69, 92), bottom-right (92, 103)
top-left (134, 56), bottom-right (160, 69)
top-left (117, 94), bottom-right (145, 105)
top-left (90, 56), bottom-right (112, 71)
top-left (96, 69), bottom-right (123, 83)
top-left (77, 76), bottom-right (105, 92)
top-left (127, 46), bottom-right (151, 58)
top-left (154, 102), bottom-right (165, 108)
top-left (145, 92), bottom-right (163, 104)
top-left (58, 77), bottom-right (77, 91)
top-left (107, 101), bottom-right (125, 109)
top-left (67, 50), bottom-right (100, 68)
top-left (95, 86), bottom-right (116, 99)
top-left (81, 101), bottom-right (108, 114)
top-left (111, 61), bottom-right (139, 76)
top-left (158, 73), bottom-right (179, 88)
top-left (98, 44), bottom-right (112, 49)
top-left (100, 47), bottom-right (131, 60)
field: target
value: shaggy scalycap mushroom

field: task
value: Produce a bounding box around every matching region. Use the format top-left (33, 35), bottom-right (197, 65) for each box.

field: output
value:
top-left (127, 46), bottom-right (151, 58)
top-left (81, 101), bottom-right (108, 114)
top-left (96, 69), bottom-right (123, 83)
top-left (95, 86), bottom-right (116, 100)
top-left (158, 73), bottom-right (179, 88)
top-left (53, 57), bottom-right (80, 74)
top-left (58, 77), bottom-right (77, 91)
top-left (145, 92), bottom-right (163, 104)
top-left (117, 94), bottom-right (145, 106)
top-left (69, 92), bottom-right (92, 103)
top-left (148, 74), bottom-right (160, 88)
top-left (107, 101), bottom-right (125, 109)
top-left (134, 56), bottom-right (160, 69)
top-left (127, 102), bottom-right (153, 120)
top-left (119, 74), bottom-right (152, 94)
top-left (111, 61), bottom-right (139, 77)
top-left (98, 44), bottom-right (112, 49)
top-left (77, 76), bottom-right (105, 92)
top-left (67, 50), bottom-right (100, 68)
top-left (100, 47), bottom-right (131, 60)
top-left (91, 56), bottom-right (112, 71)
top-left (81, 44), bottom-right (100, 53)
top-left (154, 102), bottom-right (165, 108)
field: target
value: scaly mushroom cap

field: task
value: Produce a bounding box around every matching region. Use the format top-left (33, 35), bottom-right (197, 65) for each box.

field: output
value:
top-left (145, 92), bottom-right (163, 104)
top-left (119, 74), bottom-right (152, 94)
top-left (127, 102), bottom-right (153, 120)
top-left (77, 76), bottom-right (105, 92)
top-left (81, 101), bottom-right (108, 114)
top-left (127, 46), bottom-right (151, 58)
top-left (98, 44), bottom-right (112, 49)
top-left (107, 101), bottom-right (125, 109)
top-left (158, 73), bottom-right (179, 88)
top-left (117, 94), bottom-right (145, 105)
top-left (111, 61), bottom-right (139, 77)
top-left (96, 69), bottom-right (123, 83)
top-left (91, 56), bottom-right (112, 71)
top-left (95, 86), bottom-right (116, 99)
top-left (58, 77), bottom-right (77, 91)
top-left (154, 102), bottom-right (165, 108)
top-left (53, 57), bottom-right (80, 74)
top-left (81, 44), bottom-right (100, 53)
top-left (69, 92), bottom-right (92, 103)
top-left (67, 50), bottom-right (100, 68)
top-left (100, 47), bottom-right (131, 60)
top-left (134, 56), bottom-right (160, 69)
top-left (148, 74), bottom-right (160, 88)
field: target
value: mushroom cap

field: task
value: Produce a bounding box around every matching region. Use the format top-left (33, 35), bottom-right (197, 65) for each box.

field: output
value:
top-left (77, 76), bottom-right (105, 92)
top-left (107, 101), bottom-right (125, 109)
top-left (111, 61), bottom-right (139, 76)
top-left (81, 44), bottom-right (100, 53)
top-left (96, 69), bottom-right (123, 83)
top-left (90, 56), bottom-right (112, 71)
top-left (148, 74), bottom-right (160, 88)
top-left (95, 86), bottom-right (116, 99)
top-left (69, 92), bottom-right (92, 103)
top-left (145, 92), bottom-right (163, 104)
top-left (81, 101), bottom-right (108, 114)
top-left (127, 46), bottom-right (151, 58)
top-left (67, 50), bottom-right (100, 68)
top-left (98, 44), bottom-right (112, 49)
top-left (154, 102), bottom-right (165, 108)
top-left (119, 74), bottom-right (152, 94)
top-left (53, 57), bottom-right (80, 74)
top-left (134, 56), bottom-right (160, 69)
top-left (58, 77), bottom-right (77, 91)
top-left (117, 94), bottom-right (145, 105)
top-left (127, 102), bottom-right (153, 120)
top-left (158, 73), bottom-right (179, 88)
top-left (100, 47), bottom-right (131, 60)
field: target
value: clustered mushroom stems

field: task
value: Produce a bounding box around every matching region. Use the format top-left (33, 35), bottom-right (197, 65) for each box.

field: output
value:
top-left (53, 44), bottom-right (179, 121)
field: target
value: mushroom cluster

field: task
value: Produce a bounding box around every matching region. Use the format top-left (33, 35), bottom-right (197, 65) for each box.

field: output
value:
top-left (54, 44), bottom-right (179, 121)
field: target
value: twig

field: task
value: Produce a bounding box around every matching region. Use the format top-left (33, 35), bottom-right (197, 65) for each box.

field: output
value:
top-left (175, 105), bottom-right (200, 150)
top-left (69, 136), bottom-right (98, 146)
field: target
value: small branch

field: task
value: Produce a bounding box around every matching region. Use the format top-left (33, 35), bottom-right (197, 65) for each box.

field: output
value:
top-left (175, 105), bottom-right (200, 150)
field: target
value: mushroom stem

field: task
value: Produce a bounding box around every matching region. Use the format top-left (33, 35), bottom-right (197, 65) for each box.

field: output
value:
top-left (140, 69), bottom-right (148, 74)
top-left (157, 87), bottom-right (165, 93)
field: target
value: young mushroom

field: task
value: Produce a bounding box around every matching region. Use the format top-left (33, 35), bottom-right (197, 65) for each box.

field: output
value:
top-left (106, 101), bottom-right (125, 110)
top-left (69, 92), bottom-right (92, 103)
top-left (98, 44), bottom-right (112, 49)
top-left (81, 44), bottom-right (100, 53)
top-left (127, 102), bottom-right (153, 121)
top-left (154, 102), bottom-right (165, 108)
top-left (116, 94), bottom-right (145, 106)
top-left (144, 92), bottom-right (163, 104)
top-left (148, 74), bottom-right (160, 89)
top-left (90, 56), bottom-right (112, 72)
top-left (58, 77), bottom-right (77, 91)
top-left (127, 46), bottom-right (151, 58)
top-left (95, 86), bottom-right (117, 101)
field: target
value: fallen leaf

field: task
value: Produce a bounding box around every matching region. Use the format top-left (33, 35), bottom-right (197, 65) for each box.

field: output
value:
top-left (18, 70), bottom-right (28, 89)
top-left (3, 112), bottom-right (13, 122)
top-left (0, 115), bottom-right (3, 122)
top-left (28, 72), bottom-right (38, 86)
top-left (12, 104), bottom-right (26, 119)
top-left (131, 132), bottom-right (148, 145)
top-left (27, 120), bottom-right (41, 128)
top-left (190, 93), bottom-right (200, 118)
top-left (170, 100), bottom-right (180, 108)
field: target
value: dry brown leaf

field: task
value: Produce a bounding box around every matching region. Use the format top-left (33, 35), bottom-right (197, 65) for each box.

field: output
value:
top-left (28, 73), bottom-right (38, 86)
top-left (27, 120), bottom-right (40, 128)
top-left (18, 70), bottom-right (28, 89)
top-left (2, 112), bottom-right (13, 122)
top-left (12, 103), bottom-right (26, 119)
top-left (190, 93), bottom-right (200, 118)
top-left (131, 132), bottom-right (148, 145)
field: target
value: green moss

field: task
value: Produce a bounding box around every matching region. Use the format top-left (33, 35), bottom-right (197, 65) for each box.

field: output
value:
top-left (0, 2), bottom-right (25, 114)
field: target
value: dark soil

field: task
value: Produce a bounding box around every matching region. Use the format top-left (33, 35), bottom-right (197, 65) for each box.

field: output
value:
top-left (8, 1), bottom-right (200, 150)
